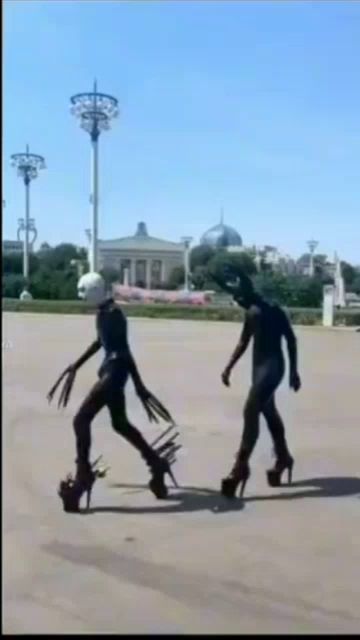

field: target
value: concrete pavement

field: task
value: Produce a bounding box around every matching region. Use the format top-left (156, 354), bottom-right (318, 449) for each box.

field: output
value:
top-left (3, 313), bottom-right (360, 633)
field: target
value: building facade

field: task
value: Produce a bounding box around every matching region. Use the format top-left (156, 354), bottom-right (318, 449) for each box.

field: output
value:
top-left (251, 245), bottom-right (297, 275)
top-left (98, 222), bottom-right (185, 288)
top-left (3, 240), bottom-right (24, 254)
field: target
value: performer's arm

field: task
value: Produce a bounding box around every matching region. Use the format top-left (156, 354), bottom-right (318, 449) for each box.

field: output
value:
top-left (281, 311), bottom-right (301, 391)
top-left (72, 339), bottom-right (101, 371)
top-left (126, 341), bottom-right (174, 423)
top-left (116, 309), bottom-right (174, 424)
top-left (127, 346), bottom-right (145, 392)
top-left (282, 313), bottom-right (297, 374)
top-left (225, 314), bottom-right (254, 373)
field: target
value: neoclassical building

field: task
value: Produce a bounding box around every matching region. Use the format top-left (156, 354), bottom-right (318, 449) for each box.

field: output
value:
top-left (98, 222), bottom-right (185, 288)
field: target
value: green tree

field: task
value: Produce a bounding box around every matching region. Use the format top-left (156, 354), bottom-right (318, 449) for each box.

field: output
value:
top-left (167, 266), bottom-right (185, 290)
top-left (40, 243), bottom-right (85, 271)
top-left (350, 274), bottom-right (360, 295)
top-left (29, 267), bottom-right (78, 300)
top-left (100, 267), bottom-right (120, 286)
top-left (253, 273), bottom-right (323, 308)
top-left (191, 265), bottom-right (208, 290)
top-left (207, 250), bottom-right (257, 284)
top-left (189, 245), bottom-right (216, 271)
top-left (3, 253), bottom-right (39, 275)
top-left (341, 261), bottom-right (356, 286)
top-left (2, 274), bottom-right (26, 298)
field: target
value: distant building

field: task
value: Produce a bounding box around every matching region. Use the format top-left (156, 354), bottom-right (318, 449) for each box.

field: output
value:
top-left (247, 245), bottom-right (296, 275)
top-left (3, 240), bottom-right (23, 254)
top-left (200, 215), bottom-right (243, 251)
top-left (345, 293), bottom-right (360, 308)
top-left (98, 222), bottom-right (185, 288)
top-left (296, 253), bottom-right (334, 278)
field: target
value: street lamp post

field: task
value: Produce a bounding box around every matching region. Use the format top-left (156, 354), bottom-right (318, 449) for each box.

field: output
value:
top-left (85, 228), bottom-right (92, 268)
top-left (307, 239), bottom-right (318, 277)
top-left (181, 236), bottom-right (193, 292)
top-left (70, 80), bottom-right (118, 273)
top-left (17, 217), bottom-right (38, 252)
top-left (11, 145), bottom-right (45, 295)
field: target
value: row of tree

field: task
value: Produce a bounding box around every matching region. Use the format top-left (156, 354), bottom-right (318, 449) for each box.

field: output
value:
top-left (3, 241), bottom-right (360, 307)
top-left (2, 244), bottom-right (88, 300)
top-left (167, 244), bottom-right (360, 307)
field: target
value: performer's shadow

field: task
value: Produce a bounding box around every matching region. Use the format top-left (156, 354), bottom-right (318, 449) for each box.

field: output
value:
top-left (245, 475), bottom-right (360, 503)
top-left (90, 484), bottom-right (244, 515)
top-left (89, 476), bottom-right (360, 516)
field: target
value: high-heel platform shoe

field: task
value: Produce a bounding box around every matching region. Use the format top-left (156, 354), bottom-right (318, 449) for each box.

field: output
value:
top-left (58, 456), bottom-right (109, 513)
top-left (148, 458), bottom-right (177, 499)
top-left (221, 461), bottom-right (250, 499)
top-left (266, 455), bottom-right (294, 487)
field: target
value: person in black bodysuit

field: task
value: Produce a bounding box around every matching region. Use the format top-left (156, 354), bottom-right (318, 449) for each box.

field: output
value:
top-left (213, 267), bottom-right (301, 498)
top-left (48, 273), bottom-right (176, 511)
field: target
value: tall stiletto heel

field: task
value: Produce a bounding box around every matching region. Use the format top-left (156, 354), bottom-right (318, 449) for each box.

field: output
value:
top-left (221, 461), bottom-right (250, 499)
top-left (288, 462), bottom-right (293, 485)
top-left (239, 476), bottom-right (249, 498)
top-left (168, 468), bottom-right (178, 488)
top-left (86, 486), bottom-right (92, 511)
top-left (266, 455), bottom-right (294, 487)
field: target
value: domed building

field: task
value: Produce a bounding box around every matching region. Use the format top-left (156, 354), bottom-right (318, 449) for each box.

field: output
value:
top-left (200, 212), bottom-right (242, 250)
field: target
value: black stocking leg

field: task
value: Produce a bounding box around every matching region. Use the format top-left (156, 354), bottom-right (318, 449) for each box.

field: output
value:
top-left (262, 396), bottom-right (291, 461)
top-left (73, 378), bottom-right (108, 470)
top-left (107, 393), bottom-right (170, 499)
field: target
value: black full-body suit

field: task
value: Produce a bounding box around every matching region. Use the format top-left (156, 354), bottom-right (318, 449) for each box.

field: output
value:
top-left (232, 299), bottom-right (296, 463)
top-left (72, 298), bottom-right (162, 473)
top-left (214, 264), bottom-right (301, 486)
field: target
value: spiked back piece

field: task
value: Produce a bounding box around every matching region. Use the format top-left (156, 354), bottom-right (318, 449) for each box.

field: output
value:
top-left (150, 423), bottom-right (181, 488)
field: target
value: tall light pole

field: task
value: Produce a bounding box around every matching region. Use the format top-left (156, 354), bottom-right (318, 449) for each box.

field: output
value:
top-left (85, 227), bottom-right (92, 268)
top-left (181, 236), bottom-right (193, 292)
top-left (11, 145), bottom-right (45, 292)
top-left (17, 217), bottom-right (37, 251)
top-left (307, 239), bottom-right (318, 277)
top-left (70, 80), bottom-right (118, 273)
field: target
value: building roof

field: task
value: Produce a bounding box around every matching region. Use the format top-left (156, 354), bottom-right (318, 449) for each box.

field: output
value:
top-left (200, 211), bottom-right (242, 248)
top-left (99, 222), bottom-right (184, 253)
top-left (201, 222), bottom-right (242, 248)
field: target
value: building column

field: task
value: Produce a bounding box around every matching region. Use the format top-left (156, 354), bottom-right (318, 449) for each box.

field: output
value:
top-left (130, 259), bottom-right (136, 286)
top-left (146, 260), bottom-right (151, 289)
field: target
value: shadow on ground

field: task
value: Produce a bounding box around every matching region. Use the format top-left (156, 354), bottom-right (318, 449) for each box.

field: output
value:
top-left (246, 475), bottom-right (360, 503)
top-left (87, 476), bottom-right (360, 515)
top-left (89, 485), bottom-right (244, 515)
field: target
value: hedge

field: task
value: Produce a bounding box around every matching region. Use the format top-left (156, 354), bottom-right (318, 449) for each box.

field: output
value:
top-left (2, 298), bottom-right (360, 326)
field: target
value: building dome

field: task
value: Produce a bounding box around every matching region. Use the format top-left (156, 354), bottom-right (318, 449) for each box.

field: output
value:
top-left (200, 221), bottom-right (242, 249)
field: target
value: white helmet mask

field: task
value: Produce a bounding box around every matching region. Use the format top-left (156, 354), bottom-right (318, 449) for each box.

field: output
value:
top-left (77, 272), bottom-right (106, 305)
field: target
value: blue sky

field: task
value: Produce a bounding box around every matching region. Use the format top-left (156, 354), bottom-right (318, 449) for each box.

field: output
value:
top-left (3, 0), bottom-right (360, 262)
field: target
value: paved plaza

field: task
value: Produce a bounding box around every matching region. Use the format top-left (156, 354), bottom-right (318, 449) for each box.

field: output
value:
top-left (3, 313), bottom-right (360, 634)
